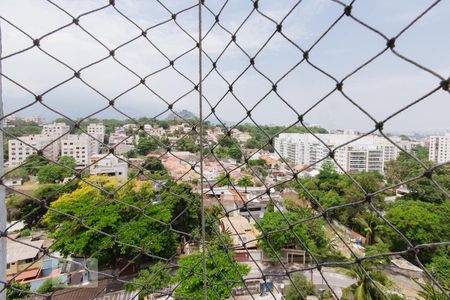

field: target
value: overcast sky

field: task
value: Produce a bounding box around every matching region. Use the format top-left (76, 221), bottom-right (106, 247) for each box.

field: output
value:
top-left (0, 0), bottom-right (449, 134)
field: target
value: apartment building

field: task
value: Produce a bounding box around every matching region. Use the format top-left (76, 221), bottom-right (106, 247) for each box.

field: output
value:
top-left (61, 134), bottom-right (99, 166)
top-left (274, 133), bottom-right (403, 174)
top-left (8, 134), bottom-right (60, 168)
top-left (90, 154), bottom-right (128, 178)
top-left (429, 133), bottom-right (450, 164)
top-left (87, 123), bottom-right (105, 143)
top-left (42, 122), bottom-right (70, 137)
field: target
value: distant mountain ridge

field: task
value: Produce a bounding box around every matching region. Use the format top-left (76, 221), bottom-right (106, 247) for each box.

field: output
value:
top-left (165, 109), bottom-right (197, 121)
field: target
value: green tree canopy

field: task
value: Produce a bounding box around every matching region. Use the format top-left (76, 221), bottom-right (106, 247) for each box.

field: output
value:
top-left (125, 262), bottom-right (171, 299)
top-left (215, 173), bottom-right (233, 187)
top-left (345, 265), bottom-right (391, 300)
top-left (237, 176), bottom-right (253, 192)
top-left (36, 279), bottom-right (65, 294)
top-left (172, 248), bottom-right (250, 299)
top-left (256, 209), bottom-right (331, 260)
top-left (22, 154), bottom-right (49, 175)
top-left (137, 137), bottom-right (159, 155)
top-left (285, 272), bottom-right (317, 299)
top-left (7, 181), bottom-right (79, 228)
top-left (385, 200), bottom-right (449, 263)
top-left (159, 181), bottom-right (201, 235)
top-left (6, 281), bottom-right (31, 300)
top-left (4, 167), bottom-right (28, 181)
top-left (43, 177), bottom-right (178, 266)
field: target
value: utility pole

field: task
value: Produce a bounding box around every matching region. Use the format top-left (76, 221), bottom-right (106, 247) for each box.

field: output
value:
top-left (0, 22), bottom-right (7, 300)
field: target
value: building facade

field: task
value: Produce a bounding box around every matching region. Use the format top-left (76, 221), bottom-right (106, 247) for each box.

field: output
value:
top-left (61, 134), bottom-right (99, 166)
top-left (87, 123), bottom-right (105, 143)
top-left (8, 134), bottom-right (60, 168)
top-left (429, 133), bottom-right (450, 164)
top-left (89, 154), bottom-right (128, 178)
top-left (42, 122), bottom-right (70, 137)
top-left (274, 133), bottom-right (402, 174)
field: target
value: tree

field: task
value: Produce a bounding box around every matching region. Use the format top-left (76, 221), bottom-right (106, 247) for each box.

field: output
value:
top-left (6, 281), bottom-right (31, 300)
top-left (353, 211), bottom-right (385, 245)
top-left (215, 173), bottom-right (233, 187)
top-left (256, 210), bottom-right (331, 260)
top-left (22, 154), bottom-right (49, 175)
top-left (218, 135), bottom-right (237, 148)
top-left (317, 161), bottom-right (339, 183)
top-left (36, 279), bottom-right (65, 294)
top-left (176, 138), bottom-right (200, 153)
top-left (285, 272), bottom-right (316, 299)
top-left (415, 280), bottom-right (449, 300)
top-left (172, 248), bottom-right (250, 299)
top-left (405, 177), bottom-right (448, 204)
top-left (237, 176), bottom-right (253, 192)
top-left (37, 165), bottom-right (73, 184)
top-left (227, 145), bottom-right (242, 160)
top-left (125, 262), bottom-right (171, 299)
top-left (4, 167), bottom-right (28, 181)
top-left (43, 178), bottom-right (178, 266)
top-left (137, 137), bottom-right (158, 155)
top-left (23, 184), bottom-right (65, 227)
top-left (427, 253), bottom-right (450, 290)
top-left (142, 157), bottom-right (165, 173)
top-left (36, 156), bottom-right (76, 184)
top-left (248, 158), bottom-right (267, 167)
top-left (57, 156), bottom-right (77, 168)
top-left (346, 265), bottom-right (390, 300)
top-left (159, 182), bottom-right (201, 235)
top-left (245, 138), bottom-right (261, 149)
top-left (385, 200), bottom-right (449, 263)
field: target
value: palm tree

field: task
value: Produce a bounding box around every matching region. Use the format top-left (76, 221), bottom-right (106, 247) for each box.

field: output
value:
top-left (415, 280), bottom-right (449, 300)
top-left (237, 176), bottom-right (253, 193)
top-left (346, 265), bottom-right (390, 300)
top-left (354, 211), bottom-right (385, 245)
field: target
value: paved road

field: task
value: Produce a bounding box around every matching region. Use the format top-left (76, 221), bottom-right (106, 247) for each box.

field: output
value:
top-left (243, 262), bottom-right (356, 297)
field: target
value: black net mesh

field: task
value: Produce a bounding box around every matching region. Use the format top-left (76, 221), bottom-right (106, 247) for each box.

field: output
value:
top-left (0, 0), bottom-right (449, 299)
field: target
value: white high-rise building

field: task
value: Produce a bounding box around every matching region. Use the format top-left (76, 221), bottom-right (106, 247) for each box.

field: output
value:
top-left (42, 122), bottom-right (70, 137)
top-left (274, 133), bottom-right (400, 174)
top-left (61, 134), bottom-right (99, 166)
top-left (429, 133), bottom-right (450, 164)
top-left (8, 134), bottom-right (60, 168)
top-left (87, 123), bottom-right (105, 143)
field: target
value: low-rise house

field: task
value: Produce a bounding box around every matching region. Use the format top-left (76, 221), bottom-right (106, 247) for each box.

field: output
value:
top-left (24, 280), bottom-right (138, 300)
top-left (3, 177), bottom-right (23, 187)
top-left (159, 152), bottom-right (199, 182)
top-left (6, 238), bottom-right (44, 278)
top-left (143, 124), bottom-right (166, 136)
top-left (90, 154), bottom-right (128, 179)
top-left (203, 186), bottom-right (280, 220)
top-left (108, 126), bottom-right (137, 151)
top-left (220, 215), bottom-right (258, 250)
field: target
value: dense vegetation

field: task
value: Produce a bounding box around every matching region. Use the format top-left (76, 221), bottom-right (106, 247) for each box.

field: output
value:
top-left (294, 147), bottom-right (450, 290)
top-left (172, 248), bottom-right (250, 299)
top-left (42, 177), bottom-right (200, 266)
top-left (236, 124), bottom-right (327, 151)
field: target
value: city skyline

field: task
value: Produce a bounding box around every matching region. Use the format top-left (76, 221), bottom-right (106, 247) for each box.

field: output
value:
top-left (0, 0), bottom-right (449, 133)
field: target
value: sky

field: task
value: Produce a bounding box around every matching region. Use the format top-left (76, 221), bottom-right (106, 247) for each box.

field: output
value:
top-left (0, 0), bottom-right (449, 134)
